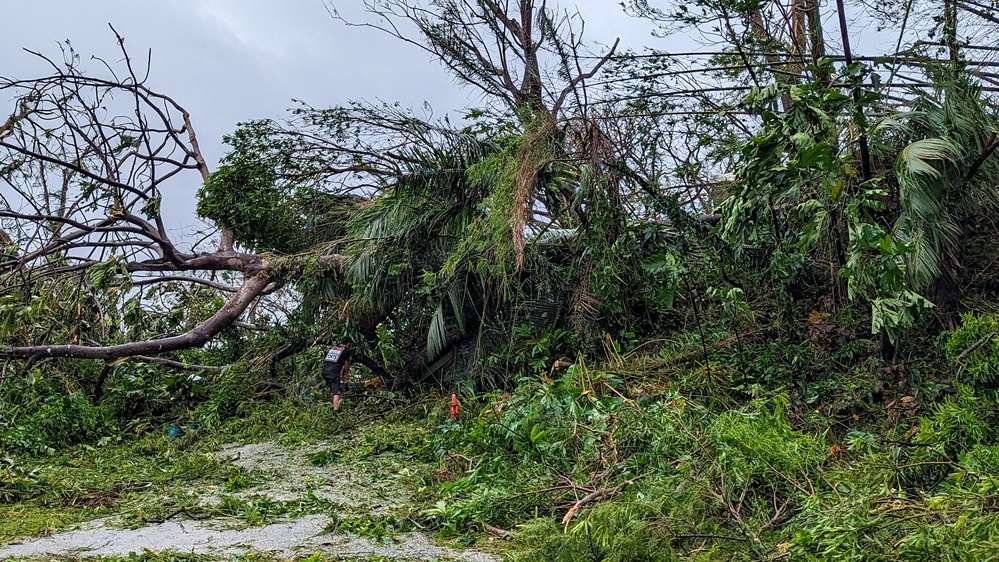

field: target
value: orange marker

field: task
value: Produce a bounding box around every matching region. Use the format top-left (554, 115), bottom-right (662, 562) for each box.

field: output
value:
top-left (449, 394), bottom-right (460, 420)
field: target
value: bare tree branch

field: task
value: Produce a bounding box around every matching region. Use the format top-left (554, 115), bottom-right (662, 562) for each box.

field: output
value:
top-left (131, 355), bottom-right (226, 372)
top-left (0, 272), bottom-right (271, 361)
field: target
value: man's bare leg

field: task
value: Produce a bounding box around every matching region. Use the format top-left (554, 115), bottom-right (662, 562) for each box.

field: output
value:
top-left (332, 393), bottom-right (341, 413)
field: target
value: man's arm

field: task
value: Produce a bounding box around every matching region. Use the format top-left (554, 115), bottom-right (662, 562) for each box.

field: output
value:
top-left (340, 349), bottom-right (353, 379)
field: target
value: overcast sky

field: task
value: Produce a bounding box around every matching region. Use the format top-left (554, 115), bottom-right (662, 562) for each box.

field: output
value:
top-left (3, 1), bottom-right (905, 242)
top-left (1, 1), bottom-right (661, 237)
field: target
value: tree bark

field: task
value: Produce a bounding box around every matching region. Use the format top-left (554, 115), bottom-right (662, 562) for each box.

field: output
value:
top-left (0, 272), bottom-right (271, 361)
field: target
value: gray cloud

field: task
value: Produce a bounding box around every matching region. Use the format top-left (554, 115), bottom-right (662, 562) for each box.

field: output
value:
top-left (2, 1), bottom-right (656, 235)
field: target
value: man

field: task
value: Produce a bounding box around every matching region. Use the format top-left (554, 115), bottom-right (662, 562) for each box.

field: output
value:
top-left (322, 337), bottom-right (353, 413)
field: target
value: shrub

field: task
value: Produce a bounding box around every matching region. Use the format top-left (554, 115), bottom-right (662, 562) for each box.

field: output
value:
top-left (946, 312), bottom-right (999, 388)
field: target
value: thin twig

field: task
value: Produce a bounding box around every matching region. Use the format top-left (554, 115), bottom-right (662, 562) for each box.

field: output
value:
top-left (561, 473), bottom-right (650, 525)
top-left (955, 332), bottom-right (996, 364)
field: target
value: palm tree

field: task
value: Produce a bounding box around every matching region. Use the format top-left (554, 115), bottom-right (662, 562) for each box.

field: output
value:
top-left (882, 74), bottom-right (999, 301)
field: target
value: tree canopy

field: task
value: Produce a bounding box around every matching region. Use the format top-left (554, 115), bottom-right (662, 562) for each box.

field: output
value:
top-left (4, 0), bottom-right (999, 388)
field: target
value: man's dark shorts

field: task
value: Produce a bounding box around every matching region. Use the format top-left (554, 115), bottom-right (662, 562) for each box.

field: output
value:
top-left (322, 359), bottom-right (346, 394)
top-left (324, 374), bottom-right (342, 395)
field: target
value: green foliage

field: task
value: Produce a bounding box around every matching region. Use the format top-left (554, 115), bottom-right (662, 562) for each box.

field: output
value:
top-left (416, 358), bottom-right (999, 561)
top-left (13, 16), bottom-right (999, 562)
top-left (1, 376), bottom-right (114, 456)
top-left (641, 250), bottom-right (684, 312)
top-left (880, 75), bottom-right (999, 291)
top-left (87, 256), bottom-right (130, 291)
top-left (326, 511), bottom-right (413, 543)
top-left (512, 513), bottom-right (674, 562)
top-left (6, 347), bottom-right (999, 562)
top-left (424, 364), bottom-right (833, 560)
top-left (502, 325), bottom-right (576, 374)
top-left (789, 387), bottom-right (999, 561)
top-left (196, 121), bottom-right (355, 254)
top-left (0, 353), bottom-right (214, 458)
top-left (193, 362), bottom-right (264, 428)
top-left (719, 65), bottom-right (944, 342)
top-left (946, 312), bottom-right (999, 387)
top-left (0, 397), bottom-right (435, 543)
top-left (707, 285), bottom-right (752, 329)
top-left (0, 457), bottom-right (43, 503)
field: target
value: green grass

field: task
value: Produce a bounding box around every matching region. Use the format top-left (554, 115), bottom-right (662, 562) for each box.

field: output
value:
top-left (9, 336), bottom-right (999, 561)
top-left (0, 398), bottom-right (444, 542)
top-left (0, 504), bottom-right (106, 544)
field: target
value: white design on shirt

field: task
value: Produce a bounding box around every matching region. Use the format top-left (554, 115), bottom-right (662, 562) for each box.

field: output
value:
top-left (324, 347), bottom-right (344, 363)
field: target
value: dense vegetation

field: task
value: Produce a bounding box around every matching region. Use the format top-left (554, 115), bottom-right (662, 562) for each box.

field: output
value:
top-left (6, 0), bottom-right (999, 559)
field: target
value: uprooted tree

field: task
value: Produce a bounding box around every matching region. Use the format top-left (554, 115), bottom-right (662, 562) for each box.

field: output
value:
top-left (7, 0), bottom-right (999, 394)
top-left (2, 3), bottom-right (692, 389)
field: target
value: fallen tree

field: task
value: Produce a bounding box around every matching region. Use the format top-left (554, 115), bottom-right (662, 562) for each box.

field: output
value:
top-left (1, 4), bottom-right (713, 390)
top-left (0, 36), bottom-right (353, 367)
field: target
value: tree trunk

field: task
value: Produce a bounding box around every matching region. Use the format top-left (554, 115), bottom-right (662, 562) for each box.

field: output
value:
top-left (945, 0), bottom-right (959, 64)
top-left (0, 272), bottom-right (272, 361)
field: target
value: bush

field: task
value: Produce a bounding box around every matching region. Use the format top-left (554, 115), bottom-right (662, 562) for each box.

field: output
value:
top-left (946, 312), bottom-right (999, 388)
top-left (1, 385), bottom-right (113, 456)
top-left (193, 361), bottom-right (266, 427)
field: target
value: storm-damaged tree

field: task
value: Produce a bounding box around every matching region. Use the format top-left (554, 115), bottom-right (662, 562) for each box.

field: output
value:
top-left (266, 0), bottom-right (710, 386)
top-left (619, 0), bottom-right (999, 343)
top-left (2, 2), bottom-right (685, 390)
top-left (0, 40), bottom-right (341, 366)
top-left (213, 0), bottom-right (683, 388)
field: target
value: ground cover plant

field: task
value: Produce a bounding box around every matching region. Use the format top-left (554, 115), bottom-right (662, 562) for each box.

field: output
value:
top-left (8, 330), bottom-right (999, 560)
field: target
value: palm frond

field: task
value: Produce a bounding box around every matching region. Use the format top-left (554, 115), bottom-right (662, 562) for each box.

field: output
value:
top-left (891, 75), bottom-right (999, 290)
top-left (897, 138), bottom-right (962, 182)
top-left (428, 304), bottom-right (447, 358)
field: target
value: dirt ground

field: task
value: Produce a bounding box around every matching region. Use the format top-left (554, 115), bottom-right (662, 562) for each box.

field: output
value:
top-left (209, 441), bottom-right (410, 511)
